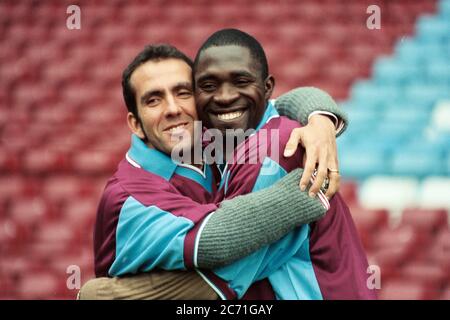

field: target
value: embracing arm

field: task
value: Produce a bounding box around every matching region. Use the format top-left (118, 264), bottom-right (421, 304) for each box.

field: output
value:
top-left (274, 87), bottom-right (349, 199)
top-left (274, 86), bottom-right (348, 136)
top-left (108, 169), bottom-right (325, 276)
top-left (196, 168), bottom-right (326, 269)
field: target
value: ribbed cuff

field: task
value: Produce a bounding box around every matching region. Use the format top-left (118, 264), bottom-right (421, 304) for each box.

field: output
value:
top-left (275, 87), bottom-right (348, 137)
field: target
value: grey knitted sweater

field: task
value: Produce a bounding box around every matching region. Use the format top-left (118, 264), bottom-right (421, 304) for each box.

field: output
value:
top-left (197, 87), bottom-right (347, 268)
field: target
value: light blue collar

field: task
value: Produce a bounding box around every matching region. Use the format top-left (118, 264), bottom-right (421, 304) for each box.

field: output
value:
top-left (126, 135), bottom-right (213, 193)
top-left (255, 100), bottom-right (279, 132)
top-left (127, 134), bottom-right (177, 180)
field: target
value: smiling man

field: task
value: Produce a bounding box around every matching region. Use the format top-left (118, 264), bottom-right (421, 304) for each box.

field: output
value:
top-left (81, 35), bottom-right (353, 299)
top-left (193, 29), bottom-right (375, 299)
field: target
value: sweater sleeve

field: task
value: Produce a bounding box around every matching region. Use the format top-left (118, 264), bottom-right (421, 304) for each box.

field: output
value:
top-left (274, 87), bottom-right (348, 137)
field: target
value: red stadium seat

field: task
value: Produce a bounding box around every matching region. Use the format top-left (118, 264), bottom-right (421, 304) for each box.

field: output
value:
top-left (62, 199), bottom-right (98, 231)
top-left (401, 208), bottom-right (448, 234)
top-left (339, 180), bottom-right (358, 205)
top-left (17, 272), bottom-right (61, 299)
top-left (428, 229), bottom-right (450, 271)
top-left (42, 175), bottom-right (82, 198)
top-left (372, 226), bottom-right (429, 251)
top-left (380, 280), bottom-right (439, 300)
top-left (401, 261), bottom-right (448, 287)
top-left (350, 207), bottom-right (389, 233)
top-left (0, 219), bottom-right (30, 254)
top-left (0, 255), bottom-right (33, 279)
top-left (71, 150), bottom-right (121, 175)
top-left (0, 274), bottom-right (16, 299)
top-left (22, 149), bottom-right (69, 174)
top-left (440, 287), bottom-right (450, 300)
top-left (9, 196), bottom-right (54, 226)
top-left (0, 151), bottom-right (21, 173)
top-left (370, 226), bottom-right (430, 272)
top-left (49, 249), bottom-right (94, 277)
top-left (369, 246), bottom-right (411, 280)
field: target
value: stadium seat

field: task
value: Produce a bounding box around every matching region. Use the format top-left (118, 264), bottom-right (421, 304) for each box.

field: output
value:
top-left (0, 219), bottom-right (30, 254)
top-left (359, 177), bottom-right (420, 214)
top-left (429, 229), bottom-right (450, 270)
top-left (416, 15), bottom-right (450, 43)
top-left (401, 208), bottom-right (448, 234)
top-left (339, 180), bottom-right (358, 205)
top-left (402, 262), bottom-right (449, 287)
top-left (419, 177), bottom-right (450, 209)
top-left (62, 199), bottom-right (98, 222)
top-left (405, 84), bottom-right (450, 108)
top-left (372, 226), bottom-right (428, 251)
top-left (22, 149), bottom-right (69, 174)
top-left (71, 150), bottom-right (120, 175)
top-left (440, 287), bottom-right (450, 300)
top-left (350, 207), bottom-right (389, 234)
top-left (431, 100), bottom-right (450, 132)
top-left (41, 176), bottom-right (88, 206)
top-left (17, 272), bottom-right (61, 299)
top-left (380, 280), bottom-right (438, 300)
top-left (373, 57), bottom-right (420, 85)
top-left (390, 148), bottom-right (445, 177)
top-left (427, 60), bottom-right (450, 84)
top-left (350, 206), bottom-right (389, 250)
top-left (9, 197), bottom-right (51, 226)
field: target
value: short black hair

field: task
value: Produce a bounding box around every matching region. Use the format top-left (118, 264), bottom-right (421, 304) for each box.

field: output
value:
top-left (194, 28), bottom-right (269, 80)
top-left (122, 44), bottom-right (193, 118)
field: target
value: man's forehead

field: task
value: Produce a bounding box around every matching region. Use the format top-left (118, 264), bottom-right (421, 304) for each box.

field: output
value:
top-left (131, 59), bottom-right (193, 91)
top-left (195, 45), bottom-right (257, 76)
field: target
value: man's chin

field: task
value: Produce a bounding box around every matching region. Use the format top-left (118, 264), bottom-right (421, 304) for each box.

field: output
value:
top-left (167, 139), bottom-right (195, 161)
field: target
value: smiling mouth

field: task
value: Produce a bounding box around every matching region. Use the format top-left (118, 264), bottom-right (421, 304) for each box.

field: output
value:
top-left (165, 122), bottom-right (188, 134)
top-left (213, 109), bottom-right (247, 122)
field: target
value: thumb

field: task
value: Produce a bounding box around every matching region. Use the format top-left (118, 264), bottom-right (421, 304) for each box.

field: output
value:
top-left (284, 130), bottom-right (303, 157)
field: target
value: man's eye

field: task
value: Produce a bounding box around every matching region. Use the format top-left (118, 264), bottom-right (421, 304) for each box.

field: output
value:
top-left (146, 98), bottom-right (159, 106)
top-left (178, 90), bottom-right (192, 98)
top-left (200, 83), bottom-right (216, 92)
top-left (236, 79), bottom-right (250, 86)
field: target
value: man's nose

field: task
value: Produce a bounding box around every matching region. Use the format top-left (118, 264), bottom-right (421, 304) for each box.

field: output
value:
top-left (165, 95), bottom-right (182, 116)
top-left (213, 83), bottom-right (239, 106)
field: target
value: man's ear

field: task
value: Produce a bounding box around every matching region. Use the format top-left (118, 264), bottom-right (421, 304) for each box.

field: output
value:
top-left (264, 75), bottom-right (275, 101)
top-left (127, 112), bottom-right (145, 140)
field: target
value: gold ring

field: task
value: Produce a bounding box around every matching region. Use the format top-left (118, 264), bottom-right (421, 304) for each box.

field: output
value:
top-left (328, 168), bottom-right (339, 173)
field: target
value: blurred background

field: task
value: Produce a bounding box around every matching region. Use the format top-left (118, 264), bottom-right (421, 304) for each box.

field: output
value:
top-left (0, 0), bottom-right (449, 299)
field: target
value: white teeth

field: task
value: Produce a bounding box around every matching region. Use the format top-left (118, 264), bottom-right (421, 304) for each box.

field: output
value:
top-left (217, 111), bottom-right (243, 120)
top-left (168, 124), bottom-right (185, 133)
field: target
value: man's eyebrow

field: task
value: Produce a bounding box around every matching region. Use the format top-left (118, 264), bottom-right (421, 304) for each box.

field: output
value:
top-left (230, 70), bottom-right (255, 78)
top-left (196, 70), bottom-right (255, 83)
top-left (196, 73), bottom-right (217, 84)
top-left (140, 90), bottom-right (162, 104)
top-left (173, 82), bottom-right (193, 91)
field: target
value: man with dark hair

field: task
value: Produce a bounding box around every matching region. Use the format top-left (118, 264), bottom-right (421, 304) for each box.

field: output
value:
top-left (80, 35), bottom-right (353, 299)
top-left (193, 28), bottom-right (375, 299)
top-left (122, 44), bottom-right (194, 123)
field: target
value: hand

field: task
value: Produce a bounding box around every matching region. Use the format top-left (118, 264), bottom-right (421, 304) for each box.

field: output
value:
top-left (283, 114), bottom-right (340, 199)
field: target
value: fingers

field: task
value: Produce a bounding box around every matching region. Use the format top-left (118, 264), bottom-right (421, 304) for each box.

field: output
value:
top-left (308, 149), bottom-right (328, 197)
top-left (284, 128), bottom-right (302, 157)
top-left (325, 172), bottom-right (340, 199)
top-left (325, 141), bottom-right (340, 199)
top-left (300, 147), bottom-right (318, 192)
